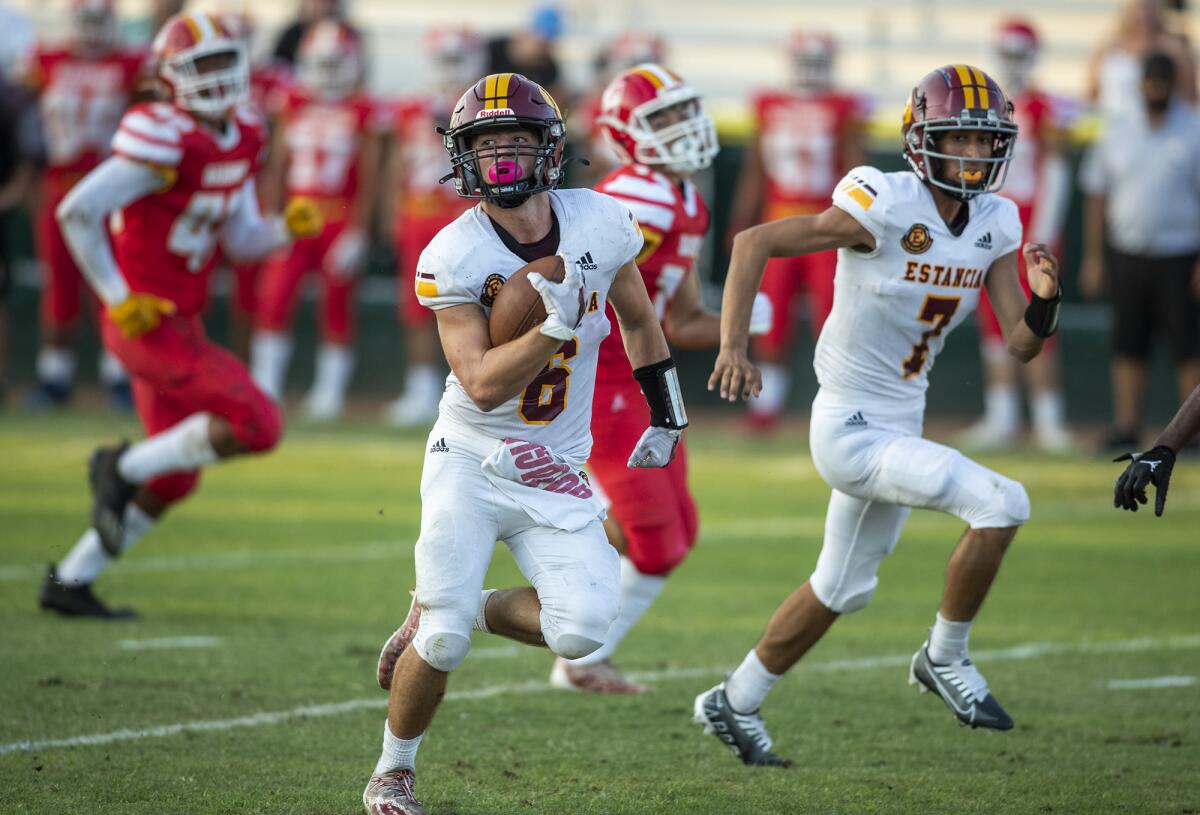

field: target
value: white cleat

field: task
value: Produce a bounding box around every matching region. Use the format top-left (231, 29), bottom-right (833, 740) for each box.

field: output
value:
top-left (549, 657), bottom-right (651, 694)
top-left (378, 593), bottom-right (421, 691)
top-left (958, 419), bottom-right (1018, 451)
top-left (384, 391), bottom-right (440, 428)
top-left (1033, 423), bottom-right (1074, 454)
top-left (363, 768), bottom-right (426, 815)
top-left (303, 390), bottom-right (345, 422)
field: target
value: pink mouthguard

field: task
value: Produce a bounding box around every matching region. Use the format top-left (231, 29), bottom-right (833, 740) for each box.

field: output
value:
top-left (488, 160), bottom-right (524, 184)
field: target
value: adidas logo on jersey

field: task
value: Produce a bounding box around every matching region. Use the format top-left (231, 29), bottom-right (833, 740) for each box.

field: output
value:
top-left (576, 251), bottom-right (598, 271)
top-left (974, 232), bottom-right (993, 250)
top-left (429, 438), bottom-right (450, 453)
top-left (844, 411), bottom-right (868, 427)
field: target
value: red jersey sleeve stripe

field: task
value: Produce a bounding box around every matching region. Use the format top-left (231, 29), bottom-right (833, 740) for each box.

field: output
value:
top-left (119, 112), bottom-right (182, 144)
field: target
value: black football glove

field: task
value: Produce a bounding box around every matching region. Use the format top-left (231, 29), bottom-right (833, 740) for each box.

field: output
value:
top-left (1113, 445), bottom-right (1176, 516)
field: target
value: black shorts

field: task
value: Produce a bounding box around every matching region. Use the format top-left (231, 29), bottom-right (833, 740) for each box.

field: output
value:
top-left (1107, 248), bottom-right (1200, 361)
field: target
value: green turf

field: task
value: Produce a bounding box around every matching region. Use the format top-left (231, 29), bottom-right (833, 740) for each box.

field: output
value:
top-left (1, 414), bottom-right (1198, 814)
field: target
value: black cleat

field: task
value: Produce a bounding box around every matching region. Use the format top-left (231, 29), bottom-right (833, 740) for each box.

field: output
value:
top-left (693, 681), bottom-right (792, 767)
top-left (909, 643), bottom-right (1013, 731)
top-left (39, 565), bottom-right (138, 619)
top-left (89, 442), bottom-right (136, 556)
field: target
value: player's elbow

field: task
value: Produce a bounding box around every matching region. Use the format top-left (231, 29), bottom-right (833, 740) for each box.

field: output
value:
top-left (1007, 340), bottom-right (1038, 364)
top-left (463, 380), bottom-right (506, 413)
top-left (55, 193), bottom-right (94, 232)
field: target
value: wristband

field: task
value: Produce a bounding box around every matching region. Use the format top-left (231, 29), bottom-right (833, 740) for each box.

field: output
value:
top-left (1023, 287), bottom-right (1061, 338)
top-left (632, 357), bottom-right (689, 430)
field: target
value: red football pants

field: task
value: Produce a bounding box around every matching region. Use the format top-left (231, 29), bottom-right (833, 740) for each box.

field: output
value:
top-left (256, 220), bottom-right (356, 344)
top-left (37, 180), bottom-right (100, 331)
top-left (102, 314), bottom-right (282, 505)
top-left (753, 249), bottom-right (837, 359)
top-left (587, 381), bottom-right (698, 576)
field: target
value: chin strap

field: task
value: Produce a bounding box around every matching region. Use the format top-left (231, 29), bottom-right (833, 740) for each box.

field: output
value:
top-left (633, 357), bottom-right (688, 430)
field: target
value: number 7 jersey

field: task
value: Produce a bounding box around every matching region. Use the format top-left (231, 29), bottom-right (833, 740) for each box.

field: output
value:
top-left (108, 101), bottom-right (268, 317)
top-left (815, 166), bottom-right (1022, 403)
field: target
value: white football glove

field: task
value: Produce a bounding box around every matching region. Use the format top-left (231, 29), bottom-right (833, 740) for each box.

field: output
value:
top-left (749, 292), bottom-right (774, 336)
top-left (528, 253), bottom-right (585, 341)
top-left (326, 227), bottom-right (368, 280)
top-left (627, 426), bottom-right (683, 469)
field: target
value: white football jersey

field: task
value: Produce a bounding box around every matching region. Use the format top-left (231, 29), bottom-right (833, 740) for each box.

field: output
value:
top-left (814, 167), bottom-right (1022, 404)
top-left (416, 188), bottom-right (644, 463)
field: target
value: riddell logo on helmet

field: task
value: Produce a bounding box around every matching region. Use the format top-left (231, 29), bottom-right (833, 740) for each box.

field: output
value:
top-left (475, 108), bottom-right (515, 119)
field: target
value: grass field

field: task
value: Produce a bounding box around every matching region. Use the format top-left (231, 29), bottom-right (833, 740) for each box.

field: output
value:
top-left (2, 413), bottom-right (1199, 815)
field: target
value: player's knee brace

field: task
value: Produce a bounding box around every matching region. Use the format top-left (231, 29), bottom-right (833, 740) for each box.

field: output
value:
top-left (146, 470), bottom-right (201, 505)
top-left (809, 570), bottom-right (879, 615)
top-left (541, 588), bottom-right (619, 660)
top-left (411, 593), bottom-right (478, 672)
top-left (412, 629), bottom-right (471, 673)
top-left (950, 456), bottom-right (1031, 529)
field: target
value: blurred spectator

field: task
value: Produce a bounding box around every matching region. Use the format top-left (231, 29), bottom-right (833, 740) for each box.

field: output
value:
top-left (120, 0), bottom-right (185, 46)
top-left (272, 0), bottom-right (356, 68)
top-left (1086, 0), bottom-right (1197, 122)
top-left (728, 31), bottom-right (867, 432)
top-left (1080, 52), bottom-right (1200, 450)
top-left (0, 64), bottom-right (45, 403)
top-left (963, 19), bottom-right (1074, 452)
top-left (484, 4), bottom-right (565, 105)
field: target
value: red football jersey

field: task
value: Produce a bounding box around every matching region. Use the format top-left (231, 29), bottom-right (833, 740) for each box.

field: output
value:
top-left (595, 164), bottom-right (710, 385)
top-left (391, 94), bottom-right (467, 222)
top-left (109, 102), bottom-right (268, 317)
top-left (276, 86), bottom-right (388, 204)
top-left (999, 89), bottom-right (1071, 227)
top-left (31, 47), bottom-right (148, 179)
top-left (752, 90), bottom-right (864, 208)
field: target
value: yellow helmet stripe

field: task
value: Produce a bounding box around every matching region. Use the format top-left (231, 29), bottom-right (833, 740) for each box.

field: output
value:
top-left (183, 14), bottom-right (204, 44)
top-left (634, 68), bottom-right (666, 89)
top-left (969, 66), bottom-right (990, 108)
top-left (497, 72), bottom-right (513, 102)
top-left (484, 74), bottom-right (497, 108)
top-left (953, 65), bottom-right (976, 108)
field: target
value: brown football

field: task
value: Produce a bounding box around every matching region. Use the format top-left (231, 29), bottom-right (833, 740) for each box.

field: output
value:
top-left (488, 254), bottom-right (567, 346)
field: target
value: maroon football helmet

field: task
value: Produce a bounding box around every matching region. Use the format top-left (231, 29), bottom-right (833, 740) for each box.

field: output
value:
top-left (440, 72), bottom-right (566, 208)
top-left (901, 65), bottom-right (1018, 201)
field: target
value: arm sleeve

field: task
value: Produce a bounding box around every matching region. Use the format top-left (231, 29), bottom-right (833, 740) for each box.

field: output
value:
top-left (219, 178), bottom-right (289, 263)
top-left (56, 156), bottom-right (165, 306)
top-left (830, 165), bottom-right (890, 257)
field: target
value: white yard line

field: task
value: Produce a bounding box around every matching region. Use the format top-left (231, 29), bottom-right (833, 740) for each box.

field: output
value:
top-left (117, 637), bottom-right (223, 651)
top-left (1105, 675), bottom-right (1197, 690)
top-left (2, 634), bottom-right (1197, 758)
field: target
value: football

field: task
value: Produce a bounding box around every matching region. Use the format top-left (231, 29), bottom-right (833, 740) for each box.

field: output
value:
top-left (488, 254), bottom-right (567, 346)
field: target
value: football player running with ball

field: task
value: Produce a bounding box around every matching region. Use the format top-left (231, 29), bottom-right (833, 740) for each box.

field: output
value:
top-left (697, 65), bottom-right (1062, 765)
top-left (549, 63), bottom-right (772, 693)
top-left (364, 73), bottom-right (685, 815)
top-left (38, 12), bottom-right (323, 619)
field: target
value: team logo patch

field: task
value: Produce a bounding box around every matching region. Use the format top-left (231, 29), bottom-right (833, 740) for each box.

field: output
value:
top-left (901, 223), bottom-right (933, 255)
top-left (480, 273), bottom-right (505, 307)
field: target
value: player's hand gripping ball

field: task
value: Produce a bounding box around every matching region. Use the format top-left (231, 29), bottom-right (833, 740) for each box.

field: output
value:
top-left (107, 292), bottom-right (176, 339)
top-left (284, 196), bottom-right (324, 239)
top-left (489, 254), bottom-right (584, 346)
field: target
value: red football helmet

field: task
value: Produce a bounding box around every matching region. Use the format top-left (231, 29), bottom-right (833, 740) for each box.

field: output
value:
top-left (441, 73), bottom-right (566, 207)
top-left (902, 64), bottom-right (1018, 201)
top-left (70, 0), bottom-right (117, 53)
top-left (153, 12), bottom-right (249, 117)
top-left (297, 20), bottom-right (364, 101)
top-left (425, 26), bottom-right (485, 100)
top-left (598, 63), bottom-right (717, 175)
top-left (994, 19), bottom-right (1040, 94)
top-left (788, 31), bottom-right (836, 92)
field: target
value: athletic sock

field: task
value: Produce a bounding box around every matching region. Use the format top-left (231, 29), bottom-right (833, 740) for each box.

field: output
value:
top-left (117, 413), bottom-right (217, 484)
top-left (307, 343), bottom-right (355, 409)
top-left (927, 612), bottom-right (972, 664)
top-left (250, 330), bottom-right (292, 401)
top-left (572, 557), bottom-right (666, 666)
top-left (37, 348), bottom-right (76, 389)
top-left (1031, 390), bottom-right (1066, 435)
top-left (982, 384), bottom-right (1020, 434)
top-left (724, 648), bottom-right (781, 714)
top-left (57, 504), bottom-right (156, 585)
top-left (373, 721), bottom-right (423, 775)
top-left (473, 589), bottom-right (497, 633)
top-left (750, 363), bottom-right (789, 416)
top-left (98, 350), bottom-right (129, 387)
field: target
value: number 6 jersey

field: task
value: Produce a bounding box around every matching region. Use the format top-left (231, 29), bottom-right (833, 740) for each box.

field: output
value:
top-left (814, 166), bottom-right (1022, 404)
top-left (108, 101), bottom-right (267, 316)
top-left (416, 188), bottom-right (644, 464)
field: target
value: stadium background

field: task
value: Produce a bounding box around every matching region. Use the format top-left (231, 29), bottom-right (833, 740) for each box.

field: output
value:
top-left (2, 0), bottom-right (1195, 423)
